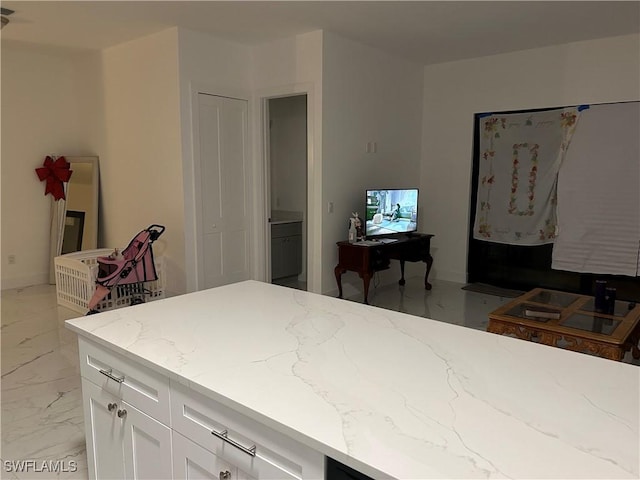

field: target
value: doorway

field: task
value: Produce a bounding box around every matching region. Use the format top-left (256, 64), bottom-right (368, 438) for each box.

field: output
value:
top-left (267, 95), bottom-right (308, 291)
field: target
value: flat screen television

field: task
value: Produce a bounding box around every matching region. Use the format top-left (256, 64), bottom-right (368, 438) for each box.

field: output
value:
top-left (365, 188), bottom-right (419, 238)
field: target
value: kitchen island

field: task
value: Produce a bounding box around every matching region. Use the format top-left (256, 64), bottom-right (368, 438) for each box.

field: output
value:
top-left (66, 280), bottom-right (639, 479)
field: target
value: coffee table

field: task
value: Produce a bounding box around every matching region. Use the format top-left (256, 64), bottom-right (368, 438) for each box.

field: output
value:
top-left (488, 288), bottom-right (640, 361)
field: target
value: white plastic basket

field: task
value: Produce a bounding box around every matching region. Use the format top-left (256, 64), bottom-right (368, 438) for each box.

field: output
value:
top-left (54, 248), bottom-right (165, 314)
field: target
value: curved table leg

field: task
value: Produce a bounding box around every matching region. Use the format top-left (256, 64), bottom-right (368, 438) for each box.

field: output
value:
top-left (424, 254), bottom-right (433, 290)
top-left (334, 265), bottom-right (345, 299)
top-left (362, 272), bottom-right (372, 304)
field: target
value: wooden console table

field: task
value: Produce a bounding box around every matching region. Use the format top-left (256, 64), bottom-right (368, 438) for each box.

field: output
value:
top-left (488, 288), bottom-right (640, 361)
top-left (334, 233), bottom-right (434, 304)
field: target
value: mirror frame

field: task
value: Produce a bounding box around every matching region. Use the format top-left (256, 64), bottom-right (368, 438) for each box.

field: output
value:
top-left (49, 156), bottom-right (100, 283)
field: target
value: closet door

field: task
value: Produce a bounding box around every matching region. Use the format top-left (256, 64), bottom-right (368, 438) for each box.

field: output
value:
top-left (196, 94), bottom-right (251, 289)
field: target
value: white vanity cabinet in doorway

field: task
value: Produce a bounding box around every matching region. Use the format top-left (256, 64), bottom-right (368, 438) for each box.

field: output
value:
top-left (271, 221), bottom-right (303, 280)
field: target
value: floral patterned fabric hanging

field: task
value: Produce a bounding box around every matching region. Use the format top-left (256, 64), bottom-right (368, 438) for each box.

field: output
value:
top-left (473, 107), bottom-right (580, 245)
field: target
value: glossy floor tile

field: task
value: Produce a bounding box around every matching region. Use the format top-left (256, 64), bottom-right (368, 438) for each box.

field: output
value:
top-left (1, 279), bottom-right (638, 479)
top-left (1, 285), bottom-right (87, 480)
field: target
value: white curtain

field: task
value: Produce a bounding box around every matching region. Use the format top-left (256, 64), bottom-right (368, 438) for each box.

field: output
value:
top-left (473, 107), bottom-right (580, 245)
top-left (552, 102), bottom-right (640, 276)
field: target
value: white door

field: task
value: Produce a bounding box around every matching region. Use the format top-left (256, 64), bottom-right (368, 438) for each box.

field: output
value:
top-left (197, 94), bottom-right (251, 289)
top-left (81, 379), bottom-right (125, 480)
top-left (122, 400), bottom-right (172, 479)
top-left (172, 431), bottom-right (240, 480)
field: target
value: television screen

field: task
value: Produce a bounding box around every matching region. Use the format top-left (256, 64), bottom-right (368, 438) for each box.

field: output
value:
top-left (365, 188), bottom-right (419, 237)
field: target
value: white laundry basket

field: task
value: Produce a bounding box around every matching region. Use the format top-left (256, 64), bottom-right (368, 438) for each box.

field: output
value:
top-left (54, 248), bottom-right (165, 314)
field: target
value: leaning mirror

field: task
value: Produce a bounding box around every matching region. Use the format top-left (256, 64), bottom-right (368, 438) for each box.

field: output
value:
top-left (49, 156), bottom-right (100, 283)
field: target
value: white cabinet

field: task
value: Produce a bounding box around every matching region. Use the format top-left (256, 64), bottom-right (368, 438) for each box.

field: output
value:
top-left (171, 381), bottom-right (319, 480)
top-left (82, 379), bottom-right (172, 479)
top-left (79, 338), bottom-right (173, 480)
top-left (172, 431), bottom-right (250, 480)
top-left (78, 337), bottom-right (324, 480)
top-left (81, 379), bottom-right (125, 480)
top-left (122, 399), bottom-right (173, 479)
top-left (271, 222), bottom-right (302, 280)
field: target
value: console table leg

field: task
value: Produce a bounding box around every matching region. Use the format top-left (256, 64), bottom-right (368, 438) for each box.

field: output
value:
top-left (398, 260), bottom-right (406, 286)
top-left (334, 266), bottom-right (345, 299)
top-left (424, 254), bottom-right (433, 290)
top-left (362, 273), bottom-right (371, 304)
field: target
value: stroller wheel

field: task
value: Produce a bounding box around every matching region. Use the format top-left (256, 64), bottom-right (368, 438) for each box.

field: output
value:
top-left (86, 309), bottom-right (100, 316)
top-left (131, 298), bottom-right (145, 306)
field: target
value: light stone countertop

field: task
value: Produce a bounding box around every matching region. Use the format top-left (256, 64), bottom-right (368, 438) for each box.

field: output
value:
top-left (66, 280), bottom-right (639, 479)
top-left (270, 210), bottom-right (303, 225)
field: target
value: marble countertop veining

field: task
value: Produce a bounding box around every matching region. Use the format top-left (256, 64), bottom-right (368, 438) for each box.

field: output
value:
top-left (66, 280), bottom-right (639, 480)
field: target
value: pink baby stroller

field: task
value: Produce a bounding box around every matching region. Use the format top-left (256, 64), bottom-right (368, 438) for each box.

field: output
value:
top-left (87, 225), bottom-right (165, 314)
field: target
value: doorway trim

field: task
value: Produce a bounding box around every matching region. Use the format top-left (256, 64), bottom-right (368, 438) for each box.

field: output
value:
top-left (254, 83), bottom-right (321, 293)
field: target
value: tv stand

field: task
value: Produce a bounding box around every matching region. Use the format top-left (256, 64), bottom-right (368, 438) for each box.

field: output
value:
top-left (334, 233), bottom-right (434, 304)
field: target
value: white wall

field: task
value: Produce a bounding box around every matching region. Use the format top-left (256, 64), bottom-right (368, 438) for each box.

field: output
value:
top-left (101, 29), bottom-right (184, 294)
top-left (421, 33), bottom-right (640, 284)
top-left (269, 95), bottom-right (307, 213)
top-left (1, 41), bottom-right (101, 289)
top-left (176, 28), bottom-right (253, 293)
top-left (251, 31), bottom-right (324, 292)
top-left (322, 31), bottom-right (424, 294)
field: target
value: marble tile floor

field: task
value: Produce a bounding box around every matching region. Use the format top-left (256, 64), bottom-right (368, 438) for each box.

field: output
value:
top-left (2, 279), bottom-right (638, 479)
top-left (1, 285), bottom-right (87, 480)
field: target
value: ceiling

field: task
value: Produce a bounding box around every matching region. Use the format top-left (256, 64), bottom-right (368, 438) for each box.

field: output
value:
top-left (2, 1), bottom-right (639, 65)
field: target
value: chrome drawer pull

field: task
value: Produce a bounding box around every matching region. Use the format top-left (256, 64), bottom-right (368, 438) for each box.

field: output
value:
top-left (99, 368), bottom-right (125, 383)
top-left (211, 429), bottom-right (256, 457)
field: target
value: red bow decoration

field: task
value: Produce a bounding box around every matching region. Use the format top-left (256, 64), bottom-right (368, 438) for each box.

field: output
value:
top-left (35, 156), bottom-right (73, 201)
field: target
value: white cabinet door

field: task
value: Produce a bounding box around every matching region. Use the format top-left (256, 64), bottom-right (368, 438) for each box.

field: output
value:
top-left (81, 379), bottom-right (125, 480)
top-left (172, 431), bottom-right (242, 480)
top-left (121, 400), bottom-right (173, 479)
top-left (196, 93), bottom-right (251, 289)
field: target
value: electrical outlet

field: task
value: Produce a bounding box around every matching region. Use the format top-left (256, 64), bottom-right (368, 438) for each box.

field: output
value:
top-left (328, 202), bottom-right (334, 214)
top-left (8, 254), bottom-right (16, 264)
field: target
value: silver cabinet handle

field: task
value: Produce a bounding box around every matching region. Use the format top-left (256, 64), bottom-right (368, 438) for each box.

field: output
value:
top-left (219, 471), bottom-right (231, 480)
top-left (117, 409), bottom-right (127, 418)
top-left (99, 368), bottom-right (124, 383)
top-left (107, 402), bottom-right (118, 412)
top-left (211, 429), bottom-right (256, 457)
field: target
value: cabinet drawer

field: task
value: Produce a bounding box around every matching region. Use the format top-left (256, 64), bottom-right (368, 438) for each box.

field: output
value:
top-left (171, 381), bottom-right (323, 480)
top-left (271, 222), bottom-right (302, 238)
top-left (79, 337), bottom-right (171, 425)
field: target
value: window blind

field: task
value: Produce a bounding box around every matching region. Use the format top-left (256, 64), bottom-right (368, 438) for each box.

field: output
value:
top-left (552, 102), bottom-right (640, 276)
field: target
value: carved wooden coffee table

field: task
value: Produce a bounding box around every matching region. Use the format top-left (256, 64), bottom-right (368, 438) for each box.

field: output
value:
top-left (488, 288), bottom-right (640, 361)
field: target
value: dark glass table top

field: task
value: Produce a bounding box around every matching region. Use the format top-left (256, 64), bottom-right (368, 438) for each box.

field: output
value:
top-left (579, 298), bottom-right (633, 318)
top-left (528, 290), bottom-right (581, 308)
top-left (560, 313), bottom-right (621, 336)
